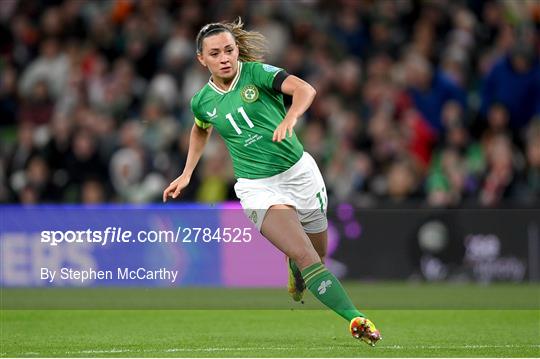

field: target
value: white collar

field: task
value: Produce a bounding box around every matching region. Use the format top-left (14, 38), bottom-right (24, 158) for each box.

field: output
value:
top-left (207, 61), bottom-right (243, 95)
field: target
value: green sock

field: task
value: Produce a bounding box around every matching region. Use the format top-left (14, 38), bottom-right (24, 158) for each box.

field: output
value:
top-left (301, 262), bottom-right (365, 321)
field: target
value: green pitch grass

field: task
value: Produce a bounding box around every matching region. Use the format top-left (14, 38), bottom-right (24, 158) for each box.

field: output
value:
top-left (1, 283), bottom-right (539, 357)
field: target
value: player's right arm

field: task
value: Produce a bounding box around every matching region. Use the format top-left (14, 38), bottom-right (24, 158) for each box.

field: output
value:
top-left (162, 123), bottom-right (212, 202)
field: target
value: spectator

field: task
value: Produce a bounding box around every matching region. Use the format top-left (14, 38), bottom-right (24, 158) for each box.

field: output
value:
top-left (331, 8), bottom-right (367, 58)
top-left (81, 178), bottom-right (107, 204)
top-left (427, 147), bottom-right (466, 207)
top-left (6, 122), bottom-right (39, 199)
top-left (0, 65), bottom-right (18, 126)
top-left (147, 72), bottom-right (179, 112)
top-left (195, 140), bottom-right (235, 204)
top-left (326, 144), bottom-right (372, 203)
top-left (479, 134), bottom-right (521, 207)
top-left (22, 155), bottom-right (60, 202)
top-left (139, 99), bottom-right (179, 154)
top-left (18, 38), bottom-right (68, 99)
top-left (405, 53), bottom-right (467, 134)
top-left (480, 44), bottom-right (540, 131)
top-left (42, 113), bottom-right (71, 186)
top-left (64, 130), bottom-right (108, 189)
top-left (18, 80), bottom-right (54, 125)
top-left (109, 147), bottom-right (166, 203)
top-left (386, 158), bottom-right (421, 203)
top-left (520, 120), bottom-right (540, 205)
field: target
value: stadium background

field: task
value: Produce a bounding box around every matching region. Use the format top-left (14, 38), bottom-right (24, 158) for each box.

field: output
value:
top-left (0, 1), bottom-right (539, 357)
top-left (0, 0), bottom-right (539, 287)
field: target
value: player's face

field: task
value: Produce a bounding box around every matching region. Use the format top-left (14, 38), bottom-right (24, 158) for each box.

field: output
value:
top-left (198, 31), bottom-right (239, 81)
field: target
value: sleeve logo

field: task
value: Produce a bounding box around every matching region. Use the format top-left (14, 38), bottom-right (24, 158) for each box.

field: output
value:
top-left (262, 64), bottom-right (280, 73)
top-left (206, 108), bottom-right (217, 118)
top-left (241, 85), bottom-right (259, 103)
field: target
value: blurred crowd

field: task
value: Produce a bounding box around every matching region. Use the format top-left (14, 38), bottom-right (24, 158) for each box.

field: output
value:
top-left (0, 0), bottom-right (539, 207)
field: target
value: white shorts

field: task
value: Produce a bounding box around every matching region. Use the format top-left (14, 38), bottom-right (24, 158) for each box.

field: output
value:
top-left (234, 152), bottom-right (328, 233)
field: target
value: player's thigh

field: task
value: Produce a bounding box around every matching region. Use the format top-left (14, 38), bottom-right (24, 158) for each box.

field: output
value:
top-left (234, 179), bottom-right (294, 231)
top-left (306, 230), bottom-right (327, 260)
top-left (284, 153), bottom-right (328, 228)
top-left (260, 204), bottom-right (320, 269)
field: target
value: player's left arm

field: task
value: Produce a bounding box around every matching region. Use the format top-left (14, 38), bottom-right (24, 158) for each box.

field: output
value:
top-left (273, 75), bottom-right (316, 142)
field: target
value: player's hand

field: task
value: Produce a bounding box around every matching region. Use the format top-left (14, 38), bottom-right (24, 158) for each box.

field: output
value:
top-left (163, 173), bottom-right (191, 202)
top-left (273, 116), bottom-right (298, 142)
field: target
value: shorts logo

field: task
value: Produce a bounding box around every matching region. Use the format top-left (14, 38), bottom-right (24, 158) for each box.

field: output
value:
top-left (241, 85), bottom-right (259, 103)
top-left (249, 210), bottom-right (258, 224)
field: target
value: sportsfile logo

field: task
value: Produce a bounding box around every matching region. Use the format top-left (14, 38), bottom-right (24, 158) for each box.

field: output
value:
top-left (39, 227), bottom-right (253, 246)
top-left (318, 279), bottom-right (332, 294)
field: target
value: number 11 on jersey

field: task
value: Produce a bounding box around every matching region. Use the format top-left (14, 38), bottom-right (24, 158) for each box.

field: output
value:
top-left (226, 106), bottom-right (254, 135)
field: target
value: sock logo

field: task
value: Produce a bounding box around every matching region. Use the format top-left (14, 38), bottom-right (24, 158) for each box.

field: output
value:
top-left (317, 279), bottom-right (332, 295)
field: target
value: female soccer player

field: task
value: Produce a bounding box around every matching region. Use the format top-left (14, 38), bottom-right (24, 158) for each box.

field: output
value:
top-left (163, 18), bottom-right (381, 346)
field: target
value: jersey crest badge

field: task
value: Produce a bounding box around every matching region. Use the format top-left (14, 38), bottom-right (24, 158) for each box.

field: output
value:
top-left (241, 85), bottom-right (259, 103)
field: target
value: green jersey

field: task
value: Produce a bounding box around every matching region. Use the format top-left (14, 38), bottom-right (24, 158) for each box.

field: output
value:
top-left (190, 61), bottom-right (304, 179)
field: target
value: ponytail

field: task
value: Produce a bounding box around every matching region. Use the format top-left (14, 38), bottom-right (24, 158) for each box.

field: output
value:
top-left (196, 17), bottom-right (268, 62)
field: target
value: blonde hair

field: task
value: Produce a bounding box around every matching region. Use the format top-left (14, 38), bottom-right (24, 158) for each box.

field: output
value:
top-left (196, 17), bottom-right (268, 62)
